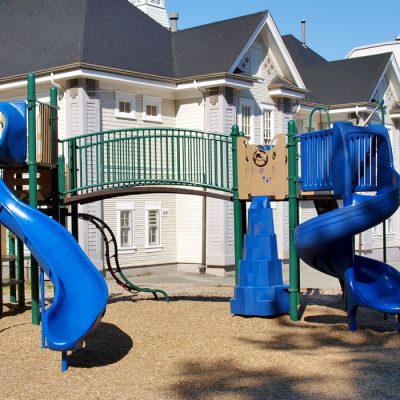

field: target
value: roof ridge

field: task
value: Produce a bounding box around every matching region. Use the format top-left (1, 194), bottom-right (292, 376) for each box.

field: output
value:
top-left (172, 10), bottom-right (267, 34)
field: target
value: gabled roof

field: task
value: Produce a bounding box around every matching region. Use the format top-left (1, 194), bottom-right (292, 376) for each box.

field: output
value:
top-left (282, 35), bottom-right (393, 105)
top-left (300, 53), bottom-right (392, 105)
top-left (282, 35), bottom-right (327, 67)
top-left (172, 12), bottom-right (267, 79)
top-left (0, 0), bottom-right (267, 82)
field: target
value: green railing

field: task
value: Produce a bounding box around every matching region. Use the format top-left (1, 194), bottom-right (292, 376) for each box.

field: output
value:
top-left (60, 127), bottom-right (233, 197)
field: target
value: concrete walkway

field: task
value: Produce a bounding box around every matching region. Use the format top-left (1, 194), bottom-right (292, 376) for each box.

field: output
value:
top-left (119, 258), bottom-right (400, 291)
top-left (121, 264), bottom-right (342, 290)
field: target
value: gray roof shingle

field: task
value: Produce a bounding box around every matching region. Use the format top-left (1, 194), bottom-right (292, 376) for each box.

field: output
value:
top-left (282, 34), bottom-right (391, 105)
top-left (301, 53), bottom-right (391, 105)
top-left (0, 0), bottom-right (266, 81)
top-left (282, 35), bottom-right (327, 67)
top-left (172, 12), bottom-right (267, 79)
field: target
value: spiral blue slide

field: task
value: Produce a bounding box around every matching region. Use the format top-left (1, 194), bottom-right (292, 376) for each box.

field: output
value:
top-left (0, 102), bottom-right (108, 369)
top-left (296, 122), bottom-right (400, 331)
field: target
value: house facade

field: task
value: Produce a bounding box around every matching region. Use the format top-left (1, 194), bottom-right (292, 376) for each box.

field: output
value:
top-left (0, 0), bottom-right (399, 277)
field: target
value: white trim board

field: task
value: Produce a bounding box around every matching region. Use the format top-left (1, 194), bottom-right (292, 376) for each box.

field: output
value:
top-left (228, 12), bottom-right (306, 90)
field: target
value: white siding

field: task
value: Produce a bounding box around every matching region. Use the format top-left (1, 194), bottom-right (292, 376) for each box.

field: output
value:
top-left (65, 87), bottom-right (104, 269)
top-left (175, 194), bottom-right (202, 263)
top-left (176, 98), bottom-right (205, 131)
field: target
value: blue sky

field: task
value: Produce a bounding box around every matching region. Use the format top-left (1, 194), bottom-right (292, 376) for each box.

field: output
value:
top-left (166, 0), bottom-right (400, 61)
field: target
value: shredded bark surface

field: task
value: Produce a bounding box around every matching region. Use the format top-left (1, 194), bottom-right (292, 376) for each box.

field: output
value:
top-left (0, 285), bottom-right (399, 400)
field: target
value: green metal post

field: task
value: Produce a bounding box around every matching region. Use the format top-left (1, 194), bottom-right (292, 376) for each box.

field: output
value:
top-left (17, 238), bottom-right (25, 307)
top-left (27, 73), bottom-right (40, 325)
top-left (8, 232), bottom-right (16, 303)
top-left (380, 100), bottom-right (387, 263)
top-left (67, 142), bottom-right (79, 240)
top-left (231, 125), bottom-right (244, 285)
top-left (58, 155), bottom-right (67, 227)
top-left (288, 120), bottom-right (300, 321)
top-left (50, 87), bottom-right (60, 223)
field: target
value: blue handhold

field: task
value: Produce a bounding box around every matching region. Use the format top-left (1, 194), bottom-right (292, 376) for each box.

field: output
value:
top-left (230, 196), bottom-right (289, 316)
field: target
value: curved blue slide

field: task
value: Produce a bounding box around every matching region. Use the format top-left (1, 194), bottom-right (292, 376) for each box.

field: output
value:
top-left (0, 102), bottom-right (108, 361)
top-left (296, 122), bottom-right (400, 330)
top-left (0, 180), bottom-right (108, 349)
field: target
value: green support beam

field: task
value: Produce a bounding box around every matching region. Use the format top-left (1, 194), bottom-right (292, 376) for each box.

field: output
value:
top-left (17, 238), bottom-right (25, 307)
top-left (8, 232), bottom-right (16, 303)
top-left (27, 73), bottom-right (40, 325)
top-left (50, 87), bottom-right (60, 224)
top-left (288, 120), bottom-right (300, 321)
top-left (380, 100), bottom-right (387, 264)
top-left (231, 125), bottom-right (244, 285)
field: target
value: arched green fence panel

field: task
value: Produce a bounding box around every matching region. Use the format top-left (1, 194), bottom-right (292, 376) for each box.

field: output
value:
top-left (60, 127), bottom-right (233, 197)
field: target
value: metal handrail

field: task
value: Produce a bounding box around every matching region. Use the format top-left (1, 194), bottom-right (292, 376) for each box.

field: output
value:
top-left (60, 127), bottom-right (233, 198)
top-left (308, 106), bottom-right (331, 132)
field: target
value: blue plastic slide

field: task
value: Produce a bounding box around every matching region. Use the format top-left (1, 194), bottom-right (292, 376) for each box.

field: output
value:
top-left (296, 122), bottom-right (400, 330)
top-left (0, 178), bottom-right (108, 348)
top-left (0, 101), bottom-right (108, 360)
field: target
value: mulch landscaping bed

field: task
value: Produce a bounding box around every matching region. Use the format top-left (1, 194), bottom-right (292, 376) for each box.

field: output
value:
top-left (1, 284), bottom-right (399, 400)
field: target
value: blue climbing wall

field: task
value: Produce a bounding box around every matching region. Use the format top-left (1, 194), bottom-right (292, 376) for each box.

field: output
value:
top-left (230, 196), bottom-right (289, 316)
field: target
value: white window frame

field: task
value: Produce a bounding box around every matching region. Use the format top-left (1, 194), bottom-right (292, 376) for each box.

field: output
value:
top-left (115, 92), bottom-right (136, 120)
top-left (238, 98), bottom-right (254, 143)
top-left (143, 95), bottom-right (162, 122)
top-left (116, 201), bottom-right (136, 252)
top-left (145, 203), bottom-right (163, 251)
top-left (260, 103), bottom-right (275, 146)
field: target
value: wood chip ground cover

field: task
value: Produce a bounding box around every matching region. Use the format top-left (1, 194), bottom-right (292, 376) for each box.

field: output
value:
top-left (0, 285), bottom-right (399, 400)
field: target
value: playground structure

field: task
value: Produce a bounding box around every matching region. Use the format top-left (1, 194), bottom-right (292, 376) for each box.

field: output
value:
top-left (1, 73), bottom-right (400, 373)
top-left (56, 90), bottom-right (400, 329)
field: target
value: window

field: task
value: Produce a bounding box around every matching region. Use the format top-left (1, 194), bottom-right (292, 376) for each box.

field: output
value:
top-left (116, 202), bottom-right (135, 251)
top-left (372, 224), bottom-right (381, 236)
top-left (120, 211), bottom-right (133, 248)
top-left (239, 98), bottom-right (254, 142)
top-left (242, 106), bottom-right (251, 137)
top-left (148, 210), bottom-right (160, 246)
top-left (145, 203), bottom-right (163, 250)
top-left (372, 220), bottom-right (394, 236)
top-left (115, 92), bottom-right (136, 119)
top-left (143, 96), bottom-right (162, 122)
top-left (261, 105), bottom-right (274, 146)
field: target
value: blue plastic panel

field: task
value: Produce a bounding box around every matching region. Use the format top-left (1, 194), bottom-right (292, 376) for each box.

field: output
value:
top-left (300, 129), bottom-right (334, 191)
top-left (0, 101), bottom-right (27, 166)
